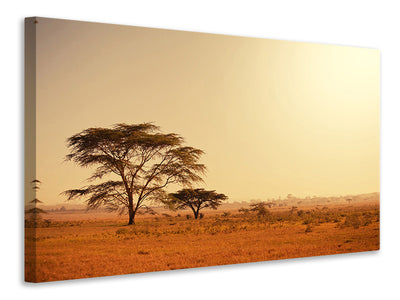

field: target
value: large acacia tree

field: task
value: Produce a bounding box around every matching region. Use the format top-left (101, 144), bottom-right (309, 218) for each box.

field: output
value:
top-left (165, 188), bottom-right (228, 219)
top-left (63, 123), bottom-right (206, 224)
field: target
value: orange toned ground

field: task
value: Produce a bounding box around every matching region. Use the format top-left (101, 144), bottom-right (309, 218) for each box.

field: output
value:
top-left (25, 202), bottom-right (379, 282)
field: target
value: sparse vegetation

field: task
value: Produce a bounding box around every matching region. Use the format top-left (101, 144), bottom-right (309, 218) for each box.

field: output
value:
top-left (25, 201), bottom-right (379, 282)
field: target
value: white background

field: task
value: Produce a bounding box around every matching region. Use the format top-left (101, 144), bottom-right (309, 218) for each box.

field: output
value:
top-left (1, 1), bottom-right (399, 299)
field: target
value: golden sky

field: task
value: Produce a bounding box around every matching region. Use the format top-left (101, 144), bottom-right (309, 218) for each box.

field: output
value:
top-left (33, 18), bottom-right (379, 205)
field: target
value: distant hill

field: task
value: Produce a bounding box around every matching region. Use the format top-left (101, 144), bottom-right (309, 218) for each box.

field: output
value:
top-left (37, 192), bottom-right (379, 213)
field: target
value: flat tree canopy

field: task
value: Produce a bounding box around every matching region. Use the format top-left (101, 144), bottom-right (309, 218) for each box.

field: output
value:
top-left (166, 188), bottom-right (228, 219)
top-left (63, 123), bottom-right (206, 224)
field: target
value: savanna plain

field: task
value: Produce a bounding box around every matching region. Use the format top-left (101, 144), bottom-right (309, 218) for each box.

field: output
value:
top-left (25, 194), bottom-right (379, 282)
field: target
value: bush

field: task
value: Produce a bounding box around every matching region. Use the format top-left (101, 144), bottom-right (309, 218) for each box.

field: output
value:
top-left (116, 228), bottom-right (129, 235)
top-left (344, 214), bottom-right (361, 229)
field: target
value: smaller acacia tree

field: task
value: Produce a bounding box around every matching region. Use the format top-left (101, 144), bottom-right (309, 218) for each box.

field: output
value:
top-left (165, 188), bottom-right (228, 219)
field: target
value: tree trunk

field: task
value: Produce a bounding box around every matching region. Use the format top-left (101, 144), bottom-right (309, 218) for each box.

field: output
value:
top-left (128, 209), bottom-right (136, 225)
top-left (194, 206), bottom-right (201, 219)
top-left (127, 194), bottom-right (135, 225)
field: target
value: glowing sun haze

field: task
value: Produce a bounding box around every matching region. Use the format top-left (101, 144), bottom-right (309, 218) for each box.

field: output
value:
top-left (33, 18), bottom-right (379, 205)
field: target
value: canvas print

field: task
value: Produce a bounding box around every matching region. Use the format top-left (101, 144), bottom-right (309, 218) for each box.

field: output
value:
top-left (25, 17), bottom-right (380, 283)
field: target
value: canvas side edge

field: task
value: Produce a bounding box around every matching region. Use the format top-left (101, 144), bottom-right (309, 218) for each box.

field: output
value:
top-left (24, 17), bottom-right (37, 283)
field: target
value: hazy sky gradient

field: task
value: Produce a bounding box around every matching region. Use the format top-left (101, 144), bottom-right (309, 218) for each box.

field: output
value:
top-left (34, 18), bottom-right (379, 205)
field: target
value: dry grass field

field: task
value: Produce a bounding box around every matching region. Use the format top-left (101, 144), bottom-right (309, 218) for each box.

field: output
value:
top-left (25, 202), bottom-right (379, 282)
